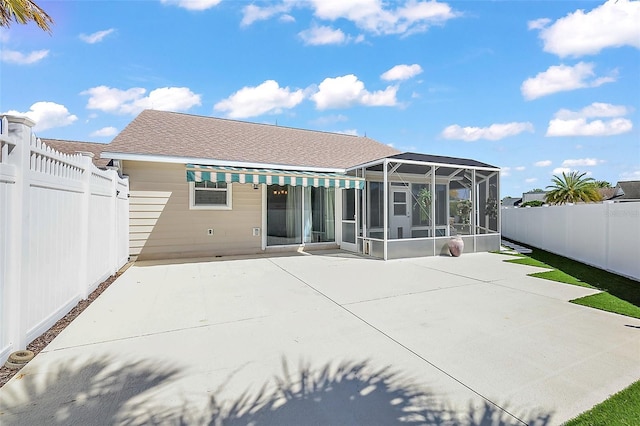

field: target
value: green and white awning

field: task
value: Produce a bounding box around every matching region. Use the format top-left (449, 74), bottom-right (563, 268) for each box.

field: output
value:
top-left (186, 165), bottom-right (364, 189)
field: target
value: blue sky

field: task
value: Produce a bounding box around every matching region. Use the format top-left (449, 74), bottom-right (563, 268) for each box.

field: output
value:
top-left (1, 0), bottom-right (638, 197)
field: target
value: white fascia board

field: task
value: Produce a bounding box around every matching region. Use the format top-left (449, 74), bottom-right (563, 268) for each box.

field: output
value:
top-left (101, 152), bottom-right (346, 173)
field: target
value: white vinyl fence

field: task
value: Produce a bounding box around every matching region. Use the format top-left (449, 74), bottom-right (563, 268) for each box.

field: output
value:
top-left (502, 202), bottom-right (640, 281)
top-left (0, 115), bottom-right (129, 364)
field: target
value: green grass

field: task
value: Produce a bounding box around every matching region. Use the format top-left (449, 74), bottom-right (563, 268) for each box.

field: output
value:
top-left (564, 379), bottom-right (640, 426)
top-left (572, 292), bottom-right (640, 319)
top-left (505, 256), bottom-right (553, 269)
top-left (529, 270), bottom-right (590, 288)
top-left (498, 244), bottom-right (640, 425)
top-left (498, 240), bottom-right (640, 319)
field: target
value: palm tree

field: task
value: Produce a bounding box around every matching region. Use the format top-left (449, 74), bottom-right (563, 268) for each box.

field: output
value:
top-left (1, 0), bottom-right (53, 32)
top-left (592, 180), bottom-right (612, 188)
top-left (545, 171), bottom-right (602, 205)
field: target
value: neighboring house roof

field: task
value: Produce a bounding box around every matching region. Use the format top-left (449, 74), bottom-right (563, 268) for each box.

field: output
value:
top-left (502, 197), bottom-right (521, 207)
top-left (522, 192), bottom-right (546, 203)
top-left (598, 187), bottom-right (617, 200)
top-left (41, 138), bottom-right (111, 169)
top-left (104, 110), bottom-right (399, 170)
top-left (614, 180), bottom-right (640, 200)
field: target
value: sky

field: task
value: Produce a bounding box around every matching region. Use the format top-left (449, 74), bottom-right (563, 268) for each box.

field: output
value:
top-left (1, 0), bottom-right (639, 197)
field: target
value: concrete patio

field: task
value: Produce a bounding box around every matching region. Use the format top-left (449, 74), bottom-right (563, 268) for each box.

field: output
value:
top-left (1, 251), bottom-right (639, 425)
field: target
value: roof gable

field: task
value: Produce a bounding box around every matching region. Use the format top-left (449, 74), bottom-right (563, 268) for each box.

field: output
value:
top-left (615, 180), bottom-right (640, 199)
top-left (40, 138), bottom-right (110, 168)
top-left (105, 110), bottom-right (399, 170)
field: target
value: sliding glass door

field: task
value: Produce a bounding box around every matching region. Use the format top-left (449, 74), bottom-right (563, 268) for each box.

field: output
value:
top-left (267, 185), bottom-right (336, 246)
top-left (266, 185), bottom-right (302, 246)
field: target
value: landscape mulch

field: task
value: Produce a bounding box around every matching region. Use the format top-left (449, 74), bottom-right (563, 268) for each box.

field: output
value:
top-left (0, 271), bottom-right (123, 388)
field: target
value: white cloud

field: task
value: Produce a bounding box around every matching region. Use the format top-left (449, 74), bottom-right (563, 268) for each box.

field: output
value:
top-left (79, 28), bottom-right (115, 44)
top-left (554, 102), bottom-right (629, 120)
top-left (90, 126), bottom-right (118, 137)
top-left (561, 158), bottom-right (603, 167)
top-left (299, 25), bottom-right (348, 45)
top-left (2, 102), bottom-right (77, 131)
top-left (440, 121), bottom-right (534, 141)
top-left (82, 86), bottom-right (202, 115)
top-left (241, 2), bottom-right (295, 26)
top-left (525, 178), bottom-right (538, 184)
top-left (533, 0), bottom-right (640, 57)
top-left (335, 129), bottom-right (359, 136)
top-left (547, 118), bottom-right (632, 136)
top-left (279, 14), bottom-right (296, 23)
top-left (534, 160), bottom-right (552, 167)
top-left (311, 74), bottom-right (397, 109)
top-left (160, 0), bottom-right (222, 11)
top-left (381, 64), bottom-right (423, 81)
top-left (515, 166), bottom-right (526, 171)
top-left (620, 170), bottom-right (640, 180)
top-left (521, 62), bottom-right (616, 100)
top-left (1, 49), bottom-right (49, 64)
top-left (527, 18), bottom-right (550, 30)
top-left (214, 80), bottom-right (305, 118)
top-left (308, 0), bottom-right (458, 35)
top-left (501, 167), bottom-right (511, 177)
top-left (546, 102), bottom-right (633, 137)
top-left (553, 167), bottom-right (572, 175)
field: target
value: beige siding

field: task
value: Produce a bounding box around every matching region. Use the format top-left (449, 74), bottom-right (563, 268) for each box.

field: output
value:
top-left (124, 161), bottom-right (262, 261)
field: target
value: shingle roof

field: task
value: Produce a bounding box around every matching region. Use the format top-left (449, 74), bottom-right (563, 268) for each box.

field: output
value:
top-left (387, 152), bottom-right (498, 169)
top-left (105, 110), bottom-right (399, 170)
top-left (41, 138), bottom-right (111, 168)
top-left (615, 180), bottom-right (640, 199)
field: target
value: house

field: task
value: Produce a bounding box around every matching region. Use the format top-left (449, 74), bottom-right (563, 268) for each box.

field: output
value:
top-left (102, 110), bottom-right (501, 261)
top-left (612, 180), bottom-right (640, 202)
top-left (501, 196), bottom-right (521, 207)
top-left (520, 190), bottom-right (547, 205)
top-left (40, 138), bottom-right (110, 169)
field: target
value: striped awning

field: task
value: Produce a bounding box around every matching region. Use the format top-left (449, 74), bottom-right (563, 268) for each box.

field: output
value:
top-left (186, 165), bottom-right (364, 189)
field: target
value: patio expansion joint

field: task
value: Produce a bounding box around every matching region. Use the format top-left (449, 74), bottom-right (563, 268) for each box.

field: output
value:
top-left (40, 314), bottom-right (271, 353)
top-left (267, 258), bottom-right (530, 426)
top-left (341, 282), bottom-right (481, 306)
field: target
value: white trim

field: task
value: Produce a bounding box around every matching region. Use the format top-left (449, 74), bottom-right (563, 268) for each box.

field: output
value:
top-left (102, 152), bottom-right (346, 174)
top-left (347, 157), bottom-right (500, 172)
top-left (188, 181), bottom-right (232, 210)
top-left (261, 184), bottom-right (267, 250)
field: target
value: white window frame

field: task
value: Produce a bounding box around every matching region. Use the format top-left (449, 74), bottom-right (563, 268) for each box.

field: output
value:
top-left (189, 181), bottom-right (232, 210)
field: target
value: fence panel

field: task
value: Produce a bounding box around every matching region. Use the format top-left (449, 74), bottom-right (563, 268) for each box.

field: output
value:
top-left (0, 115), bottom-right (129, 364)
top-left (502, 203), bottom-right (640, 281)
top-left (0, 116), bottom-right (17, 358)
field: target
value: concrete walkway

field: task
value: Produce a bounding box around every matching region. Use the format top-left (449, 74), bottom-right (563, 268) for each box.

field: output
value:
top-left (1, 251), bottom-right (639, 425)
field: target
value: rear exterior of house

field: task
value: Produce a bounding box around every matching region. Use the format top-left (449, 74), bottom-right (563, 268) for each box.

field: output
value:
top-left (102, 110), bottom-right (501, 261)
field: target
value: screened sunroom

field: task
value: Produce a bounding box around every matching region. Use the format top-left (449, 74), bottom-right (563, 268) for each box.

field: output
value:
top-left (344, 153), bottom-right (501, 260)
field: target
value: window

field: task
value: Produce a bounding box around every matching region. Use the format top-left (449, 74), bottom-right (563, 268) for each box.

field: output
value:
top-left (189, 181), bottom-right (232, 210)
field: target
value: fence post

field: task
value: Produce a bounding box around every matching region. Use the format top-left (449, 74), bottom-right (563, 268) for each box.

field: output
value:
top-left (107, 168), bottom-right (119, 276)
top-left (5, 116), bottom-right (36, 351)
top-left (78, 153), bottom-right (94, 299)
